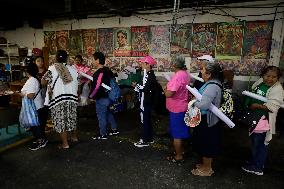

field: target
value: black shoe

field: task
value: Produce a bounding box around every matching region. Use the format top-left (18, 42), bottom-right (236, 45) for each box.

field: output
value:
top-left (92, 135), bottom-right (108, 140)
top-left (29, 142), bottom-right (41, 151)
top-left (109, 130), bottom-right (120, 136)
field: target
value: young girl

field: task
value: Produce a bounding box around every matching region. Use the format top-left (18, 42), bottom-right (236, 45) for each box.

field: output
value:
top-left (242, 66), bottom-right (283, 176)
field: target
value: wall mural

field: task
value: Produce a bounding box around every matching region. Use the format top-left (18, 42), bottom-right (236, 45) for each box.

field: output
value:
top-left (192, 23), bottom-right (216, 58)
top-left (150, 25), bottom-right (170, 57)
top-left (44, 20), bottom-right (276, 76)
top-left (243, 21), bottom-right (273, 59)
top-left (113, 27), bottom-right (132, 57)
top-left (56, 31), bottom-right (68, 51)
top-left (68, 30), bottom-right (83, 56)
top-left (44, 31), bottom-right (57, 55)
top-left (170, 24), bottom-right (192, 55)
top-left (81, 29), bottom-right (97, 56)
top-left (131, 26), bottom-right (150, 57)
top-left (98, 28), bottom-right (113, 56)
top-left (216, 22), bottom-right (243, 60)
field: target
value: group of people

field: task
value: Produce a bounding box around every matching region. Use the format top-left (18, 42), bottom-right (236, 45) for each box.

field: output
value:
top-left (19, 49), bottom-right (283, 177)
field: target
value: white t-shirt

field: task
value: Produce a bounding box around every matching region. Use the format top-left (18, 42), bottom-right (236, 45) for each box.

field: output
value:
top-left (21, 77), bottom-right (44, 110)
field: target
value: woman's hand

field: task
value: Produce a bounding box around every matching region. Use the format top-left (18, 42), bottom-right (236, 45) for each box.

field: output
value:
top-left (132, 82), bottom-right (137, 87)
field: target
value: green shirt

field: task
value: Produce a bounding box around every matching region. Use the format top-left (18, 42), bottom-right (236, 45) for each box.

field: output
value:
top-left (245, 82), bottom-right (269, 116)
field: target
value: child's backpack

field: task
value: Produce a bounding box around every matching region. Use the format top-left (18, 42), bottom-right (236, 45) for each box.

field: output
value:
top-left (108, 78), bottom-right (121, 103)
top-left (207, 82), bottom-right (234, 120)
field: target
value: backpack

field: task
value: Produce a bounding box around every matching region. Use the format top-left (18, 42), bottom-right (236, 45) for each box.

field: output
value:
top-left (207, 82), bottom-right (234, 120)
top-left (108, 78), bottom-right (121, 103)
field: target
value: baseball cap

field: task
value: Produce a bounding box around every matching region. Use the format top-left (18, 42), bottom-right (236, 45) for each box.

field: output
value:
top-left (197, 55), bottom-right (214, 63)
top-left (139, 56), bottom-right (156, 66)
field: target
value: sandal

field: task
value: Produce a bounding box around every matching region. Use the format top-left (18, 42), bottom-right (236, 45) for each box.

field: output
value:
top-left (166, 155), bottom-right (184, 163)
top-left (191, 168), bottom-right (214, 177)
top-left (57, 144), bottom-right (70, 149)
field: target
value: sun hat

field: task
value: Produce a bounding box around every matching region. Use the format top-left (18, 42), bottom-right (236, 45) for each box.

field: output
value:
top-left (139, 56), bottom-right (156, 66)
top-left (197, 55), bottom-right (214, 63)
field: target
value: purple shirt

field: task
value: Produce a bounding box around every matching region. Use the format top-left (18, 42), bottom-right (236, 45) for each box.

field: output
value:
top-left (166, 70), bottom-right (190, 113)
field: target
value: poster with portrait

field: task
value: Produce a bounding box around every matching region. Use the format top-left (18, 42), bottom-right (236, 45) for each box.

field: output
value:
top-left (243, 21), bottom-right (273, 59)
top-left (113, 28), bottom-right (132, 57)
top-left (68, 30), bottom-right (83, 56)
top-left (170, 24), bottom-right (192, 55)
top-left (56, 30), bottom-right (68, 51)
top-left (150, 25), bottom-right (170, 57)
top-left (98, 28), bottom-right (113, 56)
top-left (192, 23), bottom-right (216, 58)
top-left (216, 22), bottom-right (244, 60)
top-left (280, 38), bottom-right (284, 69)
top-left (131, 26), bottom-right (150, 57)
top-left (44, 31), bottom-right (57, 55)
top-left (82, 29), bottom-right (97, 56)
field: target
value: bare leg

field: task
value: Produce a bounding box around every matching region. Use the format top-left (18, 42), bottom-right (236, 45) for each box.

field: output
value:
top-left (71, 129), bottom-right (78, 142)
top-left (59, 131), bottom-right (69, 148)
top-left (173, 139), bottom-right (183, 160)
top-left (200, 157), bottom-right (213, 171)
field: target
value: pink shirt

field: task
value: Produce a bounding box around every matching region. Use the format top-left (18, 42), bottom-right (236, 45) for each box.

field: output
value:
top-left (166, 70), bottom-right (190, 113)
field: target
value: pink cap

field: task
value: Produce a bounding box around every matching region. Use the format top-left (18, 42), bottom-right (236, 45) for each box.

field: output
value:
top-left (139, 56), bottom-right (156, 66)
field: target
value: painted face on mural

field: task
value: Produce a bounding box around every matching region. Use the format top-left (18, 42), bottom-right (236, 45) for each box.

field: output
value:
top-left (117, 31), bottom-right (128, 47)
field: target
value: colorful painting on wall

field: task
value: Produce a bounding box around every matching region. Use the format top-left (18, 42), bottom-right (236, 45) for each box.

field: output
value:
top-left (113, 28), bottom-right (132, 57)
top-left (44, 31), bottom-right (57, 55)
top-left (68, 30), bottom-right (83, 56)
top-left (98, 28), bottom-right (113, 56)
top-left (216, 22), bottom-right (244, 60)
top-left (156, 57), bottom-right (172, 72)
top-left (82, 29), bottom-right (97, 56)
top-left (192, 23), bottom-right (216, 58)
top-left (131, 26), bottom-right (150, 57)
top-left (150, 25), bottom-right (170, 57)
top-left (243, 21), bottom-right (273, 59)
top-left (56, 31), bottom-right (68, 51)
top-left (239, 58), bottom-right (268, 75)
top-left (105, 57), bottom-right (121, 72)
top-left (171, 24), bottom-right (192, 55)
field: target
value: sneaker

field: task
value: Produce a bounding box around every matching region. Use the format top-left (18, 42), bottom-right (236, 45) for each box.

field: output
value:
top-left (92, 135), bottom-right (108, 140)
top-left (39, 139), bottom-right (48, 148)
top-left (109, 130), bottom-right (120, 136)
top-left (241, 165), bottom-right (263, 176)
top-left (134, 139), bottom-right (150, 147)
top-left (29, 142), bottom-right (41, 151)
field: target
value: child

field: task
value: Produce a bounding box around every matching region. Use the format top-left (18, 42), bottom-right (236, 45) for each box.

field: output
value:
top-left (133, 56), bottom-right (158, 147)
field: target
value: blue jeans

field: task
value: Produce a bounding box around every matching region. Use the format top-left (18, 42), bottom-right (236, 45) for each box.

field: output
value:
top-left (96, 98), bottom-right (117, 136)
top-left (250, 133), bottom-right (268, 170)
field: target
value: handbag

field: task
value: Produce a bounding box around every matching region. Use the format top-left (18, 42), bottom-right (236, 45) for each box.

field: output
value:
top-left (184, 99), bottom-right (201, 127)
top-left (238, 109), bottom-right (264, 133)
top-left (19, 96), bottom-right (40, 128)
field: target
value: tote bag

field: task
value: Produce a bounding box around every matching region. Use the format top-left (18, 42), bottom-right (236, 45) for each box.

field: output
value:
top-left (19, 96), bottom-right (40, 128)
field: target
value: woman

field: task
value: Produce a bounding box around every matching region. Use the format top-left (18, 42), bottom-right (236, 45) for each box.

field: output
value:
top-left (191, 60), bottom-right (223, 176)
top-left (241, 66), bottom-right (283, 176)
top-left (34, 56), bottom-right (49, 134)
top-left (90, 52), bottom-right (118, 140)
top-left (164, 55), bottom-right (191, 162)
top-left (42, 50), bottom-right (79, 149)
top-left (20, 63), bottom-right (47, 150)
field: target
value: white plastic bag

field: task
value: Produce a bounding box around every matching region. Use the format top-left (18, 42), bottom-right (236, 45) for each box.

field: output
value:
top-left (79, 82), bottom-right (90, 106)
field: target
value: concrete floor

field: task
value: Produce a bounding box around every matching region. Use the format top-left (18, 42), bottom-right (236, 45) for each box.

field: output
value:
top-left (0, 105), bottom-right (284, 189)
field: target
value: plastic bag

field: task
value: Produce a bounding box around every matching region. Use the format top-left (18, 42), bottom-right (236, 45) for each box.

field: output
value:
top-left (79, 82), bottom-right (90, 106)
top-left (19, 96), bottom-right (40, 128)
